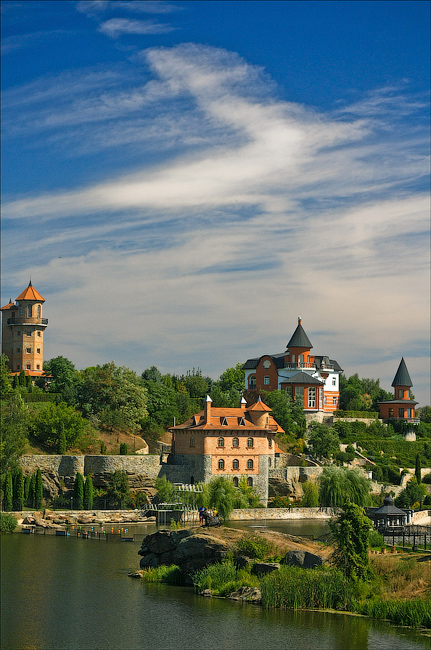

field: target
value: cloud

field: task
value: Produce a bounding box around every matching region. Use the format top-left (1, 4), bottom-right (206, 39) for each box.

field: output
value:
top-left (77, 1), bottom-right (180, 16)
top-left (1, 30), bottom-right (71, 54)
top-left (98, 17), bottom-right (176, 37)
top-left (2, 43), bottom-right (430, 403)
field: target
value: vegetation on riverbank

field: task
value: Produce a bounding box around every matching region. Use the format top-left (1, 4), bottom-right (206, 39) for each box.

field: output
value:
top-left (0, 512), bottom-right (18, 533)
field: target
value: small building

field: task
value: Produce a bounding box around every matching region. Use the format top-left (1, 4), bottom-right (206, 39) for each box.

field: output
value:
top-left (1, 281), bottom-right (48, 377)
top-left (243, 318), bottom-right (342, 414)
top-left (378, 358), bottom-right (418, 422)
top-left (368, 496), bottom-right (412, 529)
top-left (168, 396), bottom-right (284, 505)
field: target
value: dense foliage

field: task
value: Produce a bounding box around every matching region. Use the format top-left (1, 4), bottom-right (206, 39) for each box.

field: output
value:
top-left (330, 500), bottom-right (373, 581)
top-left (319, 467), bottom-right (371, 507)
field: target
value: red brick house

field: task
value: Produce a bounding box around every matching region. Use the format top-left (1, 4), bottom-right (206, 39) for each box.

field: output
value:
top-left (379, 358), bottom-right (418, 421)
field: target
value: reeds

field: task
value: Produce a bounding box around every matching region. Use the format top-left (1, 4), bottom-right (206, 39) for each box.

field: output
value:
top-left (192, 560), bottom-right (259, 595)
top-left (355, 598), bottom-right (431, 628)
top-left (260, 565), bottom-right (352, 611)
top-left (140, 564), bottom-right (184, 585)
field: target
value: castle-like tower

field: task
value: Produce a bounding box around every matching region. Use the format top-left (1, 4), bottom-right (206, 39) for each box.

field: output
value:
top-left (1, 281), bottom-right (48, 376)
top-left (378, 358), bottom-right (417, 421)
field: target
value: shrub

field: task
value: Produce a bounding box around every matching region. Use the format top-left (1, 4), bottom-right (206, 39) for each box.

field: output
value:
top-left (301, 481), bottom-right (319, 507)
top-left (119, 443), bottom-right (128, 455)
top-left (0, 512), bottom-right (17, 533)
top-left (140, 565), bottom-right (183, 585)
top-left (268, 496), bottom-right (291, 508)
top-left (235, 535), bottom-right (275, 560)
top-left (368, 529), bottom-right (385, 548)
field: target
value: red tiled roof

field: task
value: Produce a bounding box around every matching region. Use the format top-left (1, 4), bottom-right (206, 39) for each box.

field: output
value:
top-left (15, 282), bottom-right (45, 302)
top-left (170, 405), bottom-right (283, 433)
top-left (0, 301), bottom-right (15, 311)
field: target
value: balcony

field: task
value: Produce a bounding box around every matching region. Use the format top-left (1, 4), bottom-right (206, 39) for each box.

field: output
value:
top-left (284, 362), bottom-right (317, 370)
top-left (7, 318), bottom-right (48, 325)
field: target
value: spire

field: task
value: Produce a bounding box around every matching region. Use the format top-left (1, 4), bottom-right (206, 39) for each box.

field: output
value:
top-left (391, 358), bottom-right (413, 387)
top-left (286, 317), bottom-right (313, 349)
top-left (15, 282), bottom-right (45, 302)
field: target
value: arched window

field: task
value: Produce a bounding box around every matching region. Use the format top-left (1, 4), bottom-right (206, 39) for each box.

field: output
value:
top-left (268, 457), bottom-right (272, 467)
top-left (232, 437), bottom-right (239, 447)
top-left (190, 436), bottom-right (195, 448)
top-left (247, 459), bottom-right (253, 470)
top-left (27, 305), bottom-right (32, 318)
top-left (247, 437), bottom-right (254, 448)
top-left (233, 477), bottom-right (239, 487)
top-left (268, 438), bottom-right (272, 448)
top-left (247, 477), bottom-right (253, 487)
top-left (232, 459), bottom-right (239, 470)
top-left (217, 437), bottom-right (224, 447)
top-left (249, 375), bottom-right (256, 389)
top-left (218, 459), bottom-right (225, 470)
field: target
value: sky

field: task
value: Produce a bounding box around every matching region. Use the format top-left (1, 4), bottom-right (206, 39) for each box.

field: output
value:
top-left (1, 0), bottom-right (430, 406)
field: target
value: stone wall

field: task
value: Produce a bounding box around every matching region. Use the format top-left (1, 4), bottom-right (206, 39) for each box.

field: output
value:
top-left (19, 455), bottom-right (85, 476)
top-left (19, 454), bottom-right (162, 478)
top-left (228, 507), bottom-right (337, 520)
top-left (269, 466), bottom-right (325, 483)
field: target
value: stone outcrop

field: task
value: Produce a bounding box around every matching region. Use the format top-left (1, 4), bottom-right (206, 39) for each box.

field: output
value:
top-left (283, 549), bottom-right (324, 568)
top-left (138, 528), bottom-right (233, 574)
top-left (227, 587), bottom-right (262, 603)
top-left (251, 562), bottom-right (280, 576)
top-left (268, 476), bottom-right (303, 500)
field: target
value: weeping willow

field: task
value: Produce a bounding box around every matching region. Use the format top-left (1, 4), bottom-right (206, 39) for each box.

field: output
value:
top-left (319, 466), bottom-right (371, 507)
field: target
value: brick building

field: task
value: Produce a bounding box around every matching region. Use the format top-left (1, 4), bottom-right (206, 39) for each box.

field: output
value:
top-left (379, 358), bottom-right (417, 421)
top-left (243, 318), bottom-right (342, 414)
top-left (1, 281), bottom-right (48, 377)
top-left (168, 395), bottom-right (284, 505)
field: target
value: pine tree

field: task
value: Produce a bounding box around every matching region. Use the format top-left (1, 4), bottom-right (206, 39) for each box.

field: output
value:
top-left (19, 370), bottom-right (26, 387)
top-left (73, 472), bottom-right (84, 510)
top-left (29, 473), bottom-right (36, 507)
top-left (4, 472), bottom-right (13, 511)
top-left (13, 467), bottom-right (24, 511)
top-left (24, 474), bottom-right (31, 505)
top-left (12, 374), bottom-right (19, 389)
top-left (415, 453), bottom-right (422, 484)
top-left (84, 475), bottom-right (94, 510)
top-left (35, 469), bottom-right (44, 509)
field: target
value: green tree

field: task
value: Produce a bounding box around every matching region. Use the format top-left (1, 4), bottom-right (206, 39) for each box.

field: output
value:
top-left (420, 406), bottom-right (431, 424)
top-left (13, 467), bottom-right (24, 510)
top-left (4, 472), bottom-right (13, 511)
top-left (330, 499), bottom-right (373, 581)
top-left (73, 472), bottom-right (84, 510)
top-left (35, 468), bottom-right (44, 508)
top-left (24, 474), bottom-right (31, 505)
top-left (218, 363), bottom-right (245, 395)
top-left (261, 390), bottom-right (306, 440)
top-left (42, 356), bottom-right (82, 405)
top-left (301, 480), bottom-right (319, 507)
top-left (319, 467), bottom-right (371, 507)
top-left (395, 477), bottom-right (427, 508)
top-left (30, 402), bottom-right (88, 451)
top-left (154, 475), bottom-right (174, 502)
top-left (237, 475), bottom-right (262, 508)
top-left (108, 470), bottom-right (130, 506)
top-left (141, 366), bottom-right (163, 383)
top-left (84, 475), bottom-right (94, 510)
top-left (0, 354), bottom-right (12, 396)
top-left (0, 393), bottom-right (28, 485)
top-left (415, 453), bottom-right (422, 484)
top-left (206, 476), bottom-right (247, 519)
top-left (58, 424), bottom-right (67, 454)
top-left (307, 422), bottom-right (340, 459)
top-left (181, 368), bottom-right (210, 399)
top-left (119, 443), bottom-right (128, 455)
top-left (28, 473), bottom-right (36, 507)
top-left (18, 370), bottom-right (26, 387)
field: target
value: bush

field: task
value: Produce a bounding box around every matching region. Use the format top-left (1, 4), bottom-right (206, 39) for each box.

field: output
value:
top-left (235, 535), bottom-right (275, 560)
top-left (368, 529), bottom-right (385, 548)
top-left (119, 443), bottom-right (128, 455)
top-left (140, 565), bottom-right (183, 585)
top-left (0, 512), bottom-right (17, 533)
top-left (268, 496), bottom-right (291, 508)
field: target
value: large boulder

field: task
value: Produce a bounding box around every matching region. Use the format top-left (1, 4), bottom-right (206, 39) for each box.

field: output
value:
top-left (268, 476), bottom-right (303, 500)
top-left (283, 550), bottom-right (323, 568)
top-left (138, 529), bottom-right (231, 574)
top-left (251, 562), bottom-right (280, 576)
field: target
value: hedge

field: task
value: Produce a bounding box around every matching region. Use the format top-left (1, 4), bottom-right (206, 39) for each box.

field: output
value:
top-left (334, 410), bottom-right (379, 419)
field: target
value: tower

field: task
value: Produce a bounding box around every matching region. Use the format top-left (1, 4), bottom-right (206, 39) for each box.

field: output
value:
top-left (378, 358), bottom-right (417, 421)
top-left (1, 281), bottom-right (48, 376)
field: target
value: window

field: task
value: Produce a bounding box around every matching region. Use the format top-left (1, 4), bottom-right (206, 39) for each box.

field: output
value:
top-left (264, 376), bottom-right (270, 385)
top-left (232, 437), bottom-right (239, 447)
top-left (16, 365), bottom-right (20, 370)
top-left (247, 477), bottom-right (253, 487)
top-left (217, 437), bottom-right (224, 447)
top-left (263, 359), bottom-right (271, 369)
top-left (249, 376), bottom-right (256, 389)
top-left (27, 305), bottom-right (32, 318)
top-left (408, 409), bottom-right (413, 418)
top-left (37, 331), bottom-right (41, 337)
top-left (218, 459), bottom-right (225, 470)
top-left (308, 387), bottom-right (316, 408)
top-left (221, 417), bottom-right (228, 426)
top-left (233, 459), bottom-right (239, 469)
top-left (19, 306), bottom-right (23, 317)
top-left (398, 408), bottom-right (405, 418)
top-left (398, 389), bottom-right (403, 398)
top-left (36, 365), bottom-right (40, 370)
top-left (295, 386), bottom-right (304, 402)
top-left (268, 438), bottom-right (272, 448)
top-left (247, 459), bottom-right (254, 469)
top-left (12, 312), bottom-right (16, 319)
top-left (324, 397), bottom-right (327, 405)
top-left (332, 397), bottom-right (337, 406)
top-left (26, 364), bottom-right (31, 370)
top-left (37, 348), bottom-right (41, 354)
top-left (233, 477), bottom-right (239, 487)
top-left (247, 437), bottom-right (253, 448)
top-left (17, 331), bottom-right (21, 336)
top-left (16, 347), bottom-right (20, 353)
top-left (37, 305), bottom-right (41, 318)
top-left (332, 377), bottom-right (336, 386)
top-left (238, 417), bottom-right (245, 426)
top-left (269, 458), bottom-right (272, 467)
top-left (190, 437), bottom-right (195, 448)
top-left (26, 347), bottom-right (31, 354)
top-left (26, 331), bottom-right (32, 337)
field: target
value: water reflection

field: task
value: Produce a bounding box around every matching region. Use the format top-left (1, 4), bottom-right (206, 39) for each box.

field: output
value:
top-left (1, 533), bottom-right (428, 650)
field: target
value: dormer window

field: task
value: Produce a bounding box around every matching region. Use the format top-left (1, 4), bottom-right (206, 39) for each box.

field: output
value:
top-left (238, 417), bottom-right (245, 426)
top-left (192, 415), bottom-right (198, 426)
top-left (221, 417), bottom-right (228, 426)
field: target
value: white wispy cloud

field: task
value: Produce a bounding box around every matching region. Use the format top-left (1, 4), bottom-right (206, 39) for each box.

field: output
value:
top-left (2, 43), bottom-right (429, 402)
top-left (77, 1), bottom-right (180, 16)
top-left (98, 17), bottom-right (176, 37)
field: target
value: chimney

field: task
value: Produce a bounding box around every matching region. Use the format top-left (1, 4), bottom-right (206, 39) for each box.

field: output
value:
top-left (204, 395), bottom-right (212, 424)
top-left (240, 397), bottom-right (247, 410)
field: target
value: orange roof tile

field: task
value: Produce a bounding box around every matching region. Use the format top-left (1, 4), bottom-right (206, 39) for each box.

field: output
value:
top-left (170, 406), bottom-right (284, 433)
top-left (16, 282), bottom-right (45, 302)
top-left (1, 300), bottom-right (15, 311)
top-left (247, 397), bottom-right (272, 412)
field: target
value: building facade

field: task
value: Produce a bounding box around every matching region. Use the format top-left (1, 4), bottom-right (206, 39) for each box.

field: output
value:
top-left (1, 281), bottom-right (48, 377)
top-left (243, 318), bottom-right (342, 414)
top-left (168, 396), bottom-right (284, 505)
top-left (379, 358), bottom-right (417, 421)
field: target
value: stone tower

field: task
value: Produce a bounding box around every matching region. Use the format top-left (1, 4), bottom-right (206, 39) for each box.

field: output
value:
top-left (1, 281), bottom-right (48, 376)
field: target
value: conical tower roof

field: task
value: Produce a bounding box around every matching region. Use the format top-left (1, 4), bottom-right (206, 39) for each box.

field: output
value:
top-left (287, 317), bottom-right (312, 349)
top-left (391, 358), bottom-right (413, 387)
top-left (16, 281), bottom-right (45, 302)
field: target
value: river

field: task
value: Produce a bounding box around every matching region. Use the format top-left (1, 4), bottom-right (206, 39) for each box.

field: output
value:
top-left (1, 521), bottom-right (429, 650)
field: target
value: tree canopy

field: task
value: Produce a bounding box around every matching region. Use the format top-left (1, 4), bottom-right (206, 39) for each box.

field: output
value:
top-left (319, 466), bottom-right (371, 507)
top-left (330, 499), bottom-right (373, 581)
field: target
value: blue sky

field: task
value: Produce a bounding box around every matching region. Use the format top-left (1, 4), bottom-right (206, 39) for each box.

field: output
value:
top-left (1, 0), bottom-right (430, 405)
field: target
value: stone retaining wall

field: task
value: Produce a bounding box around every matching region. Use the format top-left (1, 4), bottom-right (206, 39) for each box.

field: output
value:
top-left (19, 454), bottom-right (162, 478)
top-left (269, 467), bottom-right (324, 483)
top-left (228, 507), bottom-right (338, 520)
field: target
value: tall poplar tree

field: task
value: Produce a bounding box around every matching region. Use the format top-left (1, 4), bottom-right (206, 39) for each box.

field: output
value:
top-left (73, 472), bottom-right (84, 510)
top-left (84, 475), bottom-right (94, 510)
top-left (4, 472), bottom-right (13, 511)
top-left (35, 469), bottom-right (43, 508)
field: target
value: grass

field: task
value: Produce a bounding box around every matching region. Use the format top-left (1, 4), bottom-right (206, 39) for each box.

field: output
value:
top-left (0, 512), bottom-right (18, 533)
top-left (139, 565), bottom-right (184, 585)
top-left (235, 534), bottom-right (276, 560)
top-left (354, 597), bottom-right (431, 628)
